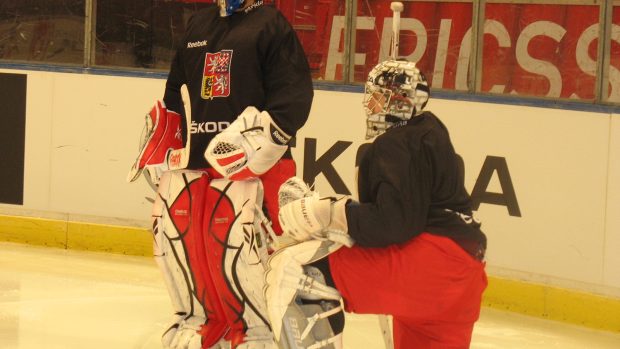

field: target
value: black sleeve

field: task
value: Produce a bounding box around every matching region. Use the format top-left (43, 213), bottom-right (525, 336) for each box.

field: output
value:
top-left (345, 137), bottom-right (432, 247)
top-left (261, 12), bottom-right (313, 136)
top-left (163, 49), bottom-right (186, 116)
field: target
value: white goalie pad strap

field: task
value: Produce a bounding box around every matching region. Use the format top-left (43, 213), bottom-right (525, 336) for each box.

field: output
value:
top-left (204, 106), bottom-right (290, 181)
top-left (300, 306), bottom-right (341, 339)
top-left (264, 240), bottom-right (345, 347)
top-left (127, 101), bottom-right (184, 182)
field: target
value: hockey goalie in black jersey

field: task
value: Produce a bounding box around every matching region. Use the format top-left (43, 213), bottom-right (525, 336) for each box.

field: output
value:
top-left (128, 1), bottom-right (313, 349)
top-left (265, 59), bottom-right (488, 349)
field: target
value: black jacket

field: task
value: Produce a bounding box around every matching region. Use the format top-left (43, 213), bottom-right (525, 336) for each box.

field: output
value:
top-left (163, 4), bottom-right (313, 169)
top-left (346, 111), bottom-right (487, 255)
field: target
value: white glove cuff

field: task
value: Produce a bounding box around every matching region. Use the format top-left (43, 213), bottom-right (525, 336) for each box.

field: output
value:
top-left (262, 111), bottom-right (291, 146)
top-left (329, 198), bottom-right (349, 233)
top-left (325, 198), bottom-right (353, 247)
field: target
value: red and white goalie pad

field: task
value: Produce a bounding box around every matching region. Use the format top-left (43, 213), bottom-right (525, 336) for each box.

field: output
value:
top-left (127, 101), bottom-right (186, 183)
top-left (205, 178), bottom-right (276, 348)
top-left (204, 106), bottom-right (291, 181)
top-left (152, 171), bottom-right (277, 349)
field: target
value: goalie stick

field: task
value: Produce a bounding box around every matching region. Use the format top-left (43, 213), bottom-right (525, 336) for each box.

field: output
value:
top-left (167, 84), bottom-right (192, 170)
top-left (381, 6), bottom-right (401, 349)
top-left (390, 1), bottom-right (404, 60)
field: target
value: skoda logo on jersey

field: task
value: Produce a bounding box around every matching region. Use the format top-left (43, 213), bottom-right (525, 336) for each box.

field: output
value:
top-left (190, 121), bottom-right (230, 134)
top-left (202, 50), bottom-right (233, 99)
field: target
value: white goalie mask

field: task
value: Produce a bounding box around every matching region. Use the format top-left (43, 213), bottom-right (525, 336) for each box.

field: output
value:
top-left (362, 59), bottom-right (430, 139)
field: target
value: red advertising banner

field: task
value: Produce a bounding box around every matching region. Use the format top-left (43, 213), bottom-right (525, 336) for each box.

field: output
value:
top-left (278, 1), bottom-right (614, 102)
top-left (173, 1), bottom-right (615, 102)
top-left (354, 1), bottom-right (473, 87)
top-left (483, 3), bottom-right (600, 100)
top-left (278, 0), bottom-right (346, 80)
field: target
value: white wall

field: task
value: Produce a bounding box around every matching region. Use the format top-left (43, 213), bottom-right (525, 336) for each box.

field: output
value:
top-left (1, 68), bottom-right (619, 297)
top-left (13, 70), bottom-right (163, 224)
top-left (435, 102), bottom-right (611, 288)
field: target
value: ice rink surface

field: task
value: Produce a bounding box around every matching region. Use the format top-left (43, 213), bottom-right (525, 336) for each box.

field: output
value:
top-left (1, 241), bottom-right (620, 349)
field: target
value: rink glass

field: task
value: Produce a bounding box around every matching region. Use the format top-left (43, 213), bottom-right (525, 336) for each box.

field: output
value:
top-left (0, 0), bottom-right (85, 65)
top-left (0, 0), bottom-right (619, 104)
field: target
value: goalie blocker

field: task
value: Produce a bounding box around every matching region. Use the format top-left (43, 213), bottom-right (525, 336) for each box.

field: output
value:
top-left (205, 106), bottom-right (291, 181)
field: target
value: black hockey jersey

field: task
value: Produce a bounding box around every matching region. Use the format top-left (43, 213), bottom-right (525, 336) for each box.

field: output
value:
top-left (163, 4), bottom-right (313, 169)
top-left (346, 111), bottom-right (487, 256)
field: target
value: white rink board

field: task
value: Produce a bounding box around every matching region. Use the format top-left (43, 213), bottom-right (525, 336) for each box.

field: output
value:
top-left (436, 101), bottom-right (610, 287)
top-left (47, 73), bottom-right (164, 221)
top-left (295, 91), bottom-right (615, 292)
top-left (0, 68), bottom-right (619, 296)
top-left (15, 70), bottom-right (163, 223)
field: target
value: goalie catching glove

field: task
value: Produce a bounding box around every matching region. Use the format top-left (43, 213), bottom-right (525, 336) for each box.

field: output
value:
top-left (127, 101), bottom-right (184, 183)
top-left (278, 185), bottom-right (354, 247)
top-left (205, 106), bottom-right (291, 181)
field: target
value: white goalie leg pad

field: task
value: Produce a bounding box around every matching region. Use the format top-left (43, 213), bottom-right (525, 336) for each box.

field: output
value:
top-left (154, 171), bottom-right (208, 349)
top-left (153, 172), bottom-right (187, 347)
top-left (153, 232), bottom-right (188, 347)
top-left (208, 178), bottom-right (275, 348)
top-left (264, 240), bottom-right (345, 349)
top-left (204, 107), bottom-right (290, 181)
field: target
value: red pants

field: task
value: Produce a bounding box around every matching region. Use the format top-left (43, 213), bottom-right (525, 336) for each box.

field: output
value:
top-left (257, 158), bottom-right (296, 234)
top-left (328, 233), bottom-right (487, 349)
